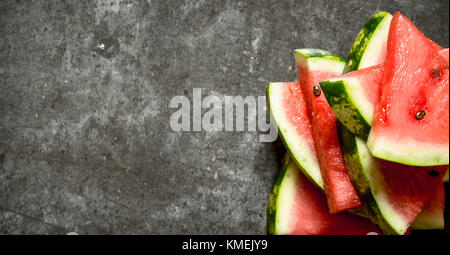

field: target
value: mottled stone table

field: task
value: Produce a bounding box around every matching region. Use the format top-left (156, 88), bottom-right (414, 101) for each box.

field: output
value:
top-left (0, 0), bottom-right (448, 234)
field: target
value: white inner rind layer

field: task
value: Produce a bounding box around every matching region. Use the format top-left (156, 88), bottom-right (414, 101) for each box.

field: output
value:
top-left (358, 14), bottom-right (393, 69)
top-left (355, 136), bottom-right (409, 234)
top-left (367, 132), bottom-right (449, 166)
top-left (294, 50), bottom-right (346, 74)
top-left (274, 158), bottom-right (299, 234)
top-left (268, 83), bottom-right (324, 189)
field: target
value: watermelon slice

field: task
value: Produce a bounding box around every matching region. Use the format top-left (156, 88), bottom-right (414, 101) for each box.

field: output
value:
top-left (339, 126), bottom-right (447, 234)
top-left (294, 49), bottom-right (361, 213)
top-left (367, 12), bottom-right (449, 166)
top-left (267, 82), bottom-right (324, 189)
top-left (267, 155), bottom-right (382, 235)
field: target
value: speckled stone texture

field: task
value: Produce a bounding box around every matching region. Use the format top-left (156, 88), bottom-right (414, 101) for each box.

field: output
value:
top-left (0, 0), bottom-right (448, 234)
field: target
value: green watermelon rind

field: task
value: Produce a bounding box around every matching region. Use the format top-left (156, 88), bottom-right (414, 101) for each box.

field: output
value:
top-left (339, 126), bottom-right (408, 235)
top-left (344, 11), bottom-right (393, 73)
top-left (267, 83), bottom-right (324, 190)
top-left (320, 78), bottom-right (372, 140)
top-left (267, 154), bottom-right (296, 235)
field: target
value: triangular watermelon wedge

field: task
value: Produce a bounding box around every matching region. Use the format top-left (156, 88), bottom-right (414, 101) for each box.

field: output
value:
top-left (267, 154), bottom-right (382, 235)
top-left (367, 12), bottom-right (449, 166)
top-left (293, 49), bottom-right (361, 213)
top-left (267, 82), bottom-right (324, 189)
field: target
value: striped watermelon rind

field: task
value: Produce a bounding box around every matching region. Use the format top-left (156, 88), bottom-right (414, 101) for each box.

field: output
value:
top-left (320, 74), bottom-right (375, 140)
top-left (267, 154), bottom-right (292, 235)
top-left (344, 10), bottom-right (393, 72)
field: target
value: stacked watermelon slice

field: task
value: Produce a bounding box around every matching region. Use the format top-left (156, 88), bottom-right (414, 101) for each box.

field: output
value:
top-left (267, 11), bottom-right (449, 235)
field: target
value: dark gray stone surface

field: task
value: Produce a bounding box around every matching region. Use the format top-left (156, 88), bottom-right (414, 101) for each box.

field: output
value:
top-left (0, 0), bottom-right (448, 234)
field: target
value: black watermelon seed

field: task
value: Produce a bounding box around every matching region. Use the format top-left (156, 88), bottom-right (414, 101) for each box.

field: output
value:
top-left (432, 68), bottom-right (441, 79)
top-left (415, 110), bottom-right (426, 120)
top-left (313, 85), bottom-right (321, 96)
top-left (427, 170), bottom-right (440, 177)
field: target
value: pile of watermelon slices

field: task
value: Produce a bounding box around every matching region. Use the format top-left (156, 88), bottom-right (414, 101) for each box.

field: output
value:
top-left (266, 11), bottom-right (449, 235)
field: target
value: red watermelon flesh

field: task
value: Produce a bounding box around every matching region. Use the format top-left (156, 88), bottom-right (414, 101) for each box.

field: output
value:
top-left (282, 82), bottom-right (317, 152)
top-left (367, 12), bottom-right (449, 166)
top-left (378, 161), bottom-right (447, 227)
top-left (297, 62), bottom-right (361, 214)
top-left (281, 158), bottom-right (382, 235)
top-left (429, 37), bottom-right (445, 52)
top-left (439, 48), bottom-right (449, 62)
